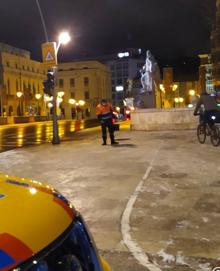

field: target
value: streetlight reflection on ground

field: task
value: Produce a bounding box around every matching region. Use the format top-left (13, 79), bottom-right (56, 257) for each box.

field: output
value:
top-left (16, 91), bottom-right (23, 116)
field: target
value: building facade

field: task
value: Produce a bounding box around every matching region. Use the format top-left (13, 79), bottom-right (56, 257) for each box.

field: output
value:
top-left (161, 67), bottom-right (200, 108)
top-left (0, 43), bottom-right (46, 117)
top-left (211, 0), bottom-right (220, 87)
top-left (105, 49), bottom-right (145, 106)
top-left (57, 61), bottom-right (111, 119)
top-left (198, 54), bottom-right (214, 94)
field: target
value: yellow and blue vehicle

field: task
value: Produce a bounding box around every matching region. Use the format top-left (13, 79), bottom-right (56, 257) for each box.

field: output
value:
top-left (0, 173), bottom-right (111, 271)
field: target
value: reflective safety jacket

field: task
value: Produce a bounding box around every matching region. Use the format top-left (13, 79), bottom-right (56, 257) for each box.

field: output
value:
top-left (96, 103), bottom-right (113, 121)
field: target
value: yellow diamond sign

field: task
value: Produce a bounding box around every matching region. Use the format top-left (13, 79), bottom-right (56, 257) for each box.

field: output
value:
top-left (41, 42), bottom-right (57, 67)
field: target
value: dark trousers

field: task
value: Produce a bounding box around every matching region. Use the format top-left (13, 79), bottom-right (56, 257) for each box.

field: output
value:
top-left (101, 118), bottom-right (115, 143)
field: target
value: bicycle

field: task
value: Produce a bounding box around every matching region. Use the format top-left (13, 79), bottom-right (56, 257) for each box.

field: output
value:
top-left (196, 114), bottom-right (220, 146)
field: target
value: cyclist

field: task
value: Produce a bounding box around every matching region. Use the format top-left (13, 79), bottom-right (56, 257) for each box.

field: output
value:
top-left (193, 90), bottom-right (219, 127)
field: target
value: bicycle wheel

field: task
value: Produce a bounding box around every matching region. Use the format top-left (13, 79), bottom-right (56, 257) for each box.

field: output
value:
top-left (210, 126), bottom-right (220, 146)
top-left (197, 124), bottom-right (206, 144)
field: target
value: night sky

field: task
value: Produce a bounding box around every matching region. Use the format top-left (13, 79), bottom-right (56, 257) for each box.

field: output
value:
top-left (0, 0), bottom-right (216, 62)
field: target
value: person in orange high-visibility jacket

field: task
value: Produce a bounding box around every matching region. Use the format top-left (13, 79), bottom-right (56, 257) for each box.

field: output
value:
top-left (96, 99), bottom-right (119, 145)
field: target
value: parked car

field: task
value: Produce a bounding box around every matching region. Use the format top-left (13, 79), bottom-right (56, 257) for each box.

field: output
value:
top-left (0, 173), bottom-right (111, 271)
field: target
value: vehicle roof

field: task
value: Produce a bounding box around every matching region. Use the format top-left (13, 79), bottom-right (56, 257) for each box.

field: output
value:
top-left (0, 173), bottom-right (75, 271)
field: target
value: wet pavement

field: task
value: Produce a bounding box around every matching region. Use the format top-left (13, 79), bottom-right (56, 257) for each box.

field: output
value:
top-left (0, 124), bottom-right (220, 271)
top-left (0, 120), bottom-right (95, 152)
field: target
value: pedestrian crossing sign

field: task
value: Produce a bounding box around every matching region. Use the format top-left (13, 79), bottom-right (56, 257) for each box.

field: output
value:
top-left (41, 42), bottom-right (57, 67)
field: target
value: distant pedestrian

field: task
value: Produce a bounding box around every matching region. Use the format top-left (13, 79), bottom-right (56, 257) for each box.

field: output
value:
top-left (96, 99), bottom-right (118, 145)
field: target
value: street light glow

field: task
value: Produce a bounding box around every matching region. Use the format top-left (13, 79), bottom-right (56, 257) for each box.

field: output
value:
top-left (59, 32), bottom-right (71, 45)
top-left (35, 93), bottom-right (42, 100)
top-left (174, 97), bottom-right (179, 103)
top-left (16, 91), bottom-right (23, 98)
top-left (69, 99), bottom-right (76, 105)
top-left (189, 89), bottom-right (195, 96)
top-left (79, 100), bottom-right (85, 106)
top-left (159, 84), bottom-right (165, 93)
top-left (172, 84), bottom-right (178, 91)
top-left (57, 97), bottom-right (63, 103)
top-left (116, 86), bottom-right (124, 92)
top-left (58, 91), bottom-right (65, 97)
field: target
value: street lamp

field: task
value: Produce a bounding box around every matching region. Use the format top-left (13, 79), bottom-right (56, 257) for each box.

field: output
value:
top-left (48, 102), bottom-right (53, 109)
top-left (68, 99), bottom-right (85, 119)
top-left (57, 91), bottom-right (65, 97)
top-left (79, 100), bottom-right (85, 106)
top-left (57, 32), bottom-right (71, 50)
top-left (16, 91), bottom-right (23, 116)
top-left (189, 89), bottom-right (195, 96)
top-left (174, 97), bottom-right (184, 108)
top-left (51, 31), bottom-right (70, 144)
top-left (159, 84), bottom-right (165, 108)
top-left (69, 99), bottom-right (76, 119)
top-left (35, 93), bottom-right (42, 115)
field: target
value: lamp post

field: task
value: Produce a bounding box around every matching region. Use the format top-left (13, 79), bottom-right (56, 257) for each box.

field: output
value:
top-left (78, 100), bottom-right (85, 119)
top-left (174, 97), bottom-right (184, 108)
top-left (51, 32), bottom-right (71, 144)
top-left (35, 93), bottom-right (42, 115)
top-left (159, 84), bottom-right (165, 108)
top-left (172, 84), bottom-right (178, 107)
top-left (36, 1), bottom-right (70, 143)
top-left (68, 99), bottom-right (85, 119)
top-left (16, 91), bottom-right (23, 116)
top-left (69, 98), bottom-right (76, 119)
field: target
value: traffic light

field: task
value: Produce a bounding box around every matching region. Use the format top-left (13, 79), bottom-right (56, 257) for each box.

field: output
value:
top-left (43, 71), bottom-right (55, 96)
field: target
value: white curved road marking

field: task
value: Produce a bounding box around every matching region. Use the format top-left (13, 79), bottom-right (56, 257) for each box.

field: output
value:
top-left (121, 148), bottom-right (162, 271)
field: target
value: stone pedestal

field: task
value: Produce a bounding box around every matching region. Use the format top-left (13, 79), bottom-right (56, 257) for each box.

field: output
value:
top-left (131, 108), bottom-right (197, 131)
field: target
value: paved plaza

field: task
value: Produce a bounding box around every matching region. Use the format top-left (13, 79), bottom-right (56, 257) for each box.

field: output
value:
top-left (0, 124), bottom-right (220, 271)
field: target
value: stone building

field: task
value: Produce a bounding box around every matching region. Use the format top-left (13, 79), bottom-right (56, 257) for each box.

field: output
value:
top-left (211, 0), bottom-right (220, 87)
top-left (0, 43), bottom-right (46, 117)
top-left (57, 61), bottom-right (112, 119)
